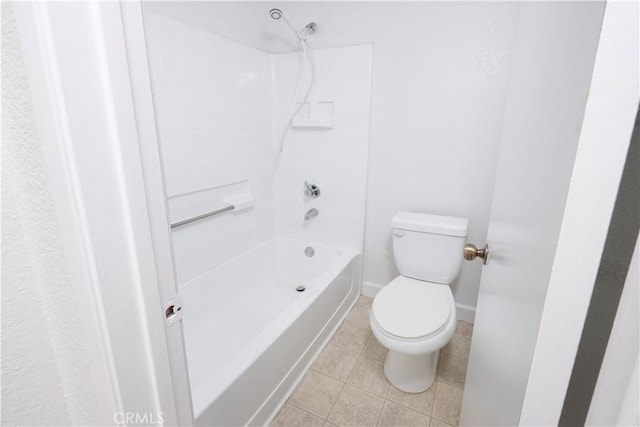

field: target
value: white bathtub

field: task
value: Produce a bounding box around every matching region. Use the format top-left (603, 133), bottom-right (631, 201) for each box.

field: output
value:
top-left (180, 237), bottom-right (361, 426)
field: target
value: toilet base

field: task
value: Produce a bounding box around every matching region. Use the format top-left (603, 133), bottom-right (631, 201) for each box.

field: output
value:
top-left (383, 350), bottom-right (439, 393)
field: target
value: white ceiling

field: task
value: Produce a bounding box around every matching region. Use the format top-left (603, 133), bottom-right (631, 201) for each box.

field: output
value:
top-left (142, 1), bottom-right (472, 53)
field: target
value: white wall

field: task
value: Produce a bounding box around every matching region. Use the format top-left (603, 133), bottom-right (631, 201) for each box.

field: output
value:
top-left (145, 11), bottom-right (275, 285)
top-left (1, 3), bottom-right (101, 424)
top-left (274, 45), bottom-right (372, 251)
top-left (360, 3), bottom-right (518, 315)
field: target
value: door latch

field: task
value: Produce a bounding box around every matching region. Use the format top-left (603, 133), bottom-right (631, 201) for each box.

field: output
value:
top-left (164, 295), bottom-right (183, 327)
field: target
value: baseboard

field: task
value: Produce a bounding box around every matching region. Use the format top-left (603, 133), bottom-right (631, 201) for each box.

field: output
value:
top-left (361, 280), bottom-right (383, 298)
top-left (361, 280), bottom-right (476, 324)
top-left (455, 303), bottom-right (476, 323)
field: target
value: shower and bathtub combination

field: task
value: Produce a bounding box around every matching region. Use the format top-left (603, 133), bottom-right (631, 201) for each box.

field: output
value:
top-left (142, 4), bottom-right (372, 425)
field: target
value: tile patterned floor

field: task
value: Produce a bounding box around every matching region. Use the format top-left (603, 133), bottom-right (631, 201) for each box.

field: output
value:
top-left (271, 296), bottom-right (474, 427)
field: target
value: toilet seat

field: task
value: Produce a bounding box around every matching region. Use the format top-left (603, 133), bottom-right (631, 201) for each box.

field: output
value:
top-left (372, 276), bottom-right (451, 340)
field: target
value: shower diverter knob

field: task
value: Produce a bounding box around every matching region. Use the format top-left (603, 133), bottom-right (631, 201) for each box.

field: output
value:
top-left (304, 181), bottom-right (321, 198)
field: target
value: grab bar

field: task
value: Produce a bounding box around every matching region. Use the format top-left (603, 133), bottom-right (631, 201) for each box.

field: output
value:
top-left (171, 204), bottom-right (234, 229)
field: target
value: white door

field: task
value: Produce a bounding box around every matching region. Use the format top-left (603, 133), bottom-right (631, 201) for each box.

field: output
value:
top-left (459, 2), bottom-right (606, 425)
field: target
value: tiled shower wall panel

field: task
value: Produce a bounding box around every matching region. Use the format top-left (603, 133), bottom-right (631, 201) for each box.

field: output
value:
top-left (273, 45), bottom-right (373, 253)
top-left (145, 11), bottom-right (275, 285)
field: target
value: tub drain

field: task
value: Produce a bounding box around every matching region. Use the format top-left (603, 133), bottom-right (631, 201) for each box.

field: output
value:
top-left (296, 285), bottom-right (306, 292)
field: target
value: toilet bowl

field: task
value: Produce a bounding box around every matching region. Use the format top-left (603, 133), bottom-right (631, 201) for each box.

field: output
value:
top-left (370, 276), bottom-right (457, 392)
top-left (370, 212), bottom-right (467, 393)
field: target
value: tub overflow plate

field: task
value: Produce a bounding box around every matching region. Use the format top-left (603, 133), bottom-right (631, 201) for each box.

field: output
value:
top-left (296, 285), bottom-right (306, 292)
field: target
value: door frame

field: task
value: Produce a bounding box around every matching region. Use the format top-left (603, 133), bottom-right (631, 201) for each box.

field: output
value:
top-left (519, 1), bottom-right (639, 424)
top-left (13, 1), bottom-right (193, 425)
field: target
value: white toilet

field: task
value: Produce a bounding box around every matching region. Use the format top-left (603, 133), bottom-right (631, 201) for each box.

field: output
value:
top-left (370, 211), bottom-right (468, 393)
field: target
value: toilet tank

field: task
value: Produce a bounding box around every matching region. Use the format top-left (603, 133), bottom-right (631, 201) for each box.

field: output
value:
top-left (391, 212), bottom-right (468, 284)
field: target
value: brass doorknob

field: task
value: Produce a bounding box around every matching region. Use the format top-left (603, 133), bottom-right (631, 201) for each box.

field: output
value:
top-left (464, 243), bottom-right (489, 264)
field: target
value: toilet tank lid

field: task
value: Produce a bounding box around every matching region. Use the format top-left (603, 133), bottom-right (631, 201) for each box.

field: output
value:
top-left (392, 212), bottom-right (468, 236)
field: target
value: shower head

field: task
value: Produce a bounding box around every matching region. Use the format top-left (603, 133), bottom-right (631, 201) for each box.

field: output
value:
top-left (296, 22), bottom-right (317, 41)
top-left (269, 8), bottom-right (282, 20)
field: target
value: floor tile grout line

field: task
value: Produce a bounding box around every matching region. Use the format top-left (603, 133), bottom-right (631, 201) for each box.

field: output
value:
top-left (359, 352), bottom-right (387, 364)
top-left (344, 379), bottom-right (390, 400)
top-left (373, 397), bottom-right (386, 426)
top-left (343, 354), bottom-right (391, 399)
top-left (341, 341), bottom-right (366, 385)
top-left (431, 414), bottom-right (455, 427)
top-left (441, 349), bottom-right (470, 359)
top-left (431, 380), bottom-right (439, 421)
top-left (385, 389), bottom-right (436, 417)
top-left (283, 401), bottom-right (320, 421)
top-left (310, 360), bottom-right (358, 384)
top-left (432, 380), bottom-right (465, 426)
top-left (284, 401), bottom-right (327, 423)
top-left (286, 370), bottom-right (344, 422)
top-left (436, 376), bottom-right (466, 390)
top-left (441, 342), bottom-right (471, 357)
top-left (382, 395), bottom-right (435, 422)
top-left (334, 381), bottom-right (388, 426)
top-left (324, 379), bottom-right (347, 424)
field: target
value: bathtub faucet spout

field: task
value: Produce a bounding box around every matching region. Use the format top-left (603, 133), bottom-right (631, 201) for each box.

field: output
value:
top-left (304, 208), bottom-right (319, 221)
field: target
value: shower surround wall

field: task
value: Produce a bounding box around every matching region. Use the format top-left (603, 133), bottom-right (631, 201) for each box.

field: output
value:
top-left (145, 11), bottom-right (275, 284)
top-left (145, 10), bottom-right (371, 286)
top-left (274, 45), bottom-right (372, 251)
